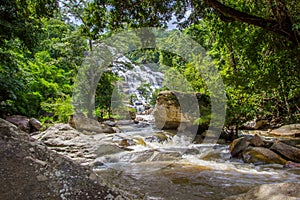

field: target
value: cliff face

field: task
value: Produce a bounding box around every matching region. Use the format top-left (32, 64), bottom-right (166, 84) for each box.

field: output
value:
top-left (153, 91), bottom-right (210, 132)
top-left (0, 118), bottom-right (129, 200)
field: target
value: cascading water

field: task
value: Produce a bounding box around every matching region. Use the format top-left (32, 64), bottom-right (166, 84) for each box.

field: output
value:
top-left (111, 55), bottom-right (164, 111)
top-left (94, 123), bottom-right (300, 200)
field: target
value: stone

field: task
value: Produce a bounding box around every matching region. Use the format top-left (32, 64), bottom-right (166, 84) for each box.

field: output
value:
top-left (153, 93), bottom-right (182, 129)
top-left (0, 118), bottom-right (130, 199)
top-left (270, 141), bottom-right (300, 163)
top-left (145, 132), bottom-right (170, 143)
top-left (5, 115), bottom-right (30, 133)
top-left (33, 123), bottom-right (98, 163)
top-left (225, 182), bottom-right (300, 200)
top-left (229, 137), bottom-right (249, 158)
top-left (268, 124), bottom-right (300, 137)
top-left (95, 143), bottom-right (127, 157)
top-left (100, 124), bottom-right (116, 134)
top-left (153, 91), bottom-right (209, 131)
top-left (285, 161), bottom-right (300, 168)
top-left (242, 147), bottom-right (287, 165)
top-left (249, 134), bottom-right (265, 147)
top-left (69, 115), bottom-right (115, 134)
top-left (103, 120), bottom-right (117, 127)
top-left (29, 118), bottom-right (43, 131)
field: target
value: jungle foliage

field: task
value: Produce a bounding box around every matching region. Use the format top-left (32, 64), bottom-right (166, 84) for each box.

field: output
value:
top-left (0, 0), bottom-right (299, 127)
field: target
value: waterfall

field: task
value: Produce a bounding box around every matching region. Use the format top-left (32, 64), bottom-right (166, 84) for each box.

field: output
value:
top-left (111, 55), bottom-right (164, 111)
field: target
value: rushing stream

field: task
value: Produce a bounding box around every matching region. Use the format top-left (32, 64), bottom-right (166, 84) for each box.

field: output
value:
top-left (93, 118), bottom-right (300, 200)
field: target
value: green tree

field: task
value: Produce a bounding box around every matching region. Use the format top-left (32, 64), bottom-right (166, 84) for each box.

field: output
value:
top-left (0, 0), bottom-right (58, 116)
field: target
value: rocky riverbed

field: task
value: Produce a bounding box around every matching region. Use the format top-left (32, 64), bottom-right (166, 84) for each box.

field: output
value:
top-left (1, 116), bottom-right (300, 199)
top-left (0, 118), bottom-right (132, 199)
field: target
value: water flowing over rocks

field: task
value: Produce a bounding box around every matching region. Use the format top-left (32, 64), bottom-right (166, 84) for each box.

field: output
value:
top-left (0, 118), bottom-right (130, 199)
top-left (2, 115), bottom-right (299, 199)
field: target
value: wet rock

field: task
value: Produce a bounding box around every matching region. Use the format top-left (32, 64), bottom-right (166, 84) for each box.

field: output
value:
top-left (268, 124), bottom-right (300, 137)
top-left (103, 120), bottom-right (117, 127)
top-left (134, 121), bottom-right (151, 128)
top-left (145, 132), bottom-right (170, 143)
top-left (0, 118), bottom-right (130, 199)
top-left (29, 118), bottom-right (42, 131)
top-left (133, 137), bottom-right (147, 146)
top-left (242, 147), bottom-right (286, 165)
top-left (95, 143), bottom-right (127, 157)
top-left (249, 134), bottom-right (265, 147)
top-left (285, 161), bottom-right (300, 168)
top-left (225, 182), bottom-right (300, 200)
top-left (5, 115), bottom-right (30, 133)
top-left (151, 151), bottom-right (182, 161)
top-left (100, 124), bottom-right (116, 134)
top-left (270, 141), bottom-right (300, 163)
top-left (229, 137), bottom-right (249, 158)
top-left (120, 150), bottom-right (155, 163)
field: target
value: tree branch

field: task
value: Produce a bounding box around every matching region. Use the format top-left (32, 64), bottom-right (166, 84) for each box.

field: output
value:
top-left (204, 0), bottom-right (299, 45)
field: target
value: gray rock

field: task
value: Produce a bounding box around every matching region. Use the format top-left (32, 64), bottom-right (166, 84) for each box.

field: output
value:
top-left (0, 118), bottom-right (131, 199)
top-left (271, 141), bottom-right (300, 163)
top-left (29, 118), bottom-right (42, 131)
top-left (242, 147), bottom-right (287, 165)
top-left (229, 137), bottom-right (249, 157)
top-left (225, 182), bottom-right (300, 200)
top-left (5, 115), bottom-right (30, 133)
top-left (269, 124), bottom-right (300, 137)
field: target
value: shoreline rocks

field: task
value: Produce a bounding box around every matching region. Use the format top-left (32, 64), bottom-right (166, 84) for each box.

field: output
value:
top-left (0, 118), bottom-right (131, 199)
top-left (5, 115), bottom-right (42, 133)
top-left (229, 134), bottom-right (300, 165)
top-left (268, 124), bottom-right (300, 137)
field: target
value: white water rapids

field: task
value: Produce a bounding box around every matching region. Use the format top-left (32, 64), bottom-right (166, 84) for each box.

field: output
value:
top-left (93, 121), bottom-right (300, 200)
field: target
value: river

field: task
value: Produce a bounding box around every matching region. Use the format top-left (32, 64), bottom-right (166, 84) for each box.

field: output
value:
top-left (93, 119), bottom-right (300, 200)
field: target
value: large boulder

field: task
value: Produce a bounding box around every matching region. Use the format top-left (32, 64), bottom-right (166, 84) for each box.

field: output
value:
top-left (270, 141), bottom-right (300, 163)
top-left (153, 91), bottom-right (210, 131)
top-left (249, 134), bottom-right (265, 147)
top-left (226, 182), bottom-right (300, 200)
top-left (229, 137), bottom-right (249, 157)
top-left (268, 124), bottom-right (300, 137)
top-left (242, 147), bottom-right (287, 165)
top-left (0, 118), bottom-right (130, 199)
top-left (153, 91), bottom-right (182, 129)
top-left (34, 123), bottom-right (114, 164)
